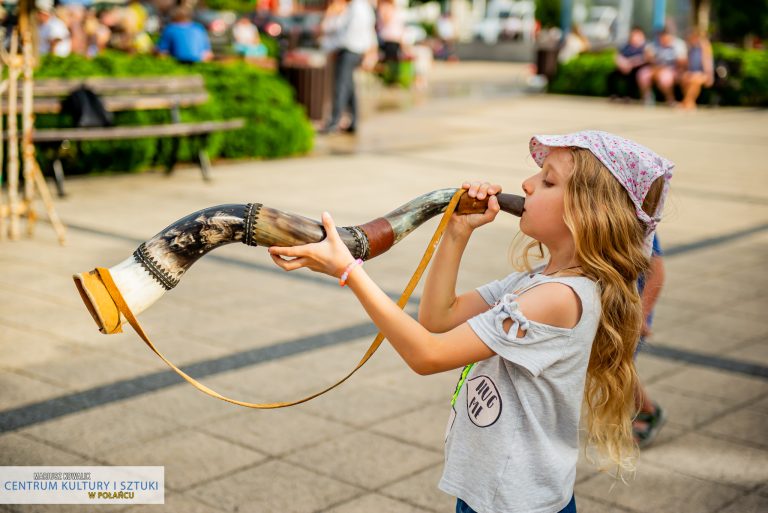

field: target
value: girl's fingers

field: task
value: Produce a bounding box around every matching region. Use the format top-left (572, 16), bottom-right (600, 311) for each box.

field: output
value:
top-left (270, 253), bottom-right (309, 271)
top-left (321, 212), bottom-right (338, 240)
top-left (269, 244), bottom-right (310, 257)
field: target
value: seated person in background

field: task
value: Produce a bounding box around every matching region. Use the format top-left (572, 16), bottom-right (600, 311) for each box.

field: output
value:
top-left (638, 29), bottom-right (687, 106)
top-left (84, 8), bottom-right (111, 57)
top-left (37, 0), bottom-right (72, 57)
top-left (156, 6), bottom-right (212, 64)
top-left (680, 29), bottom-right (714, 110)
top-left (232, 17), bottom-right (267, 58)
top-left (607, 26), bottom-right (649, 100)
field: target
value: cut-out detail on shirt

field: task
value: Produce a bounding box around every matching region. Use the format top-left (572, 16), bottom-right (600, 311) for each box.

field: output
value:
top-left (491, 293), bottom-right (530, 341)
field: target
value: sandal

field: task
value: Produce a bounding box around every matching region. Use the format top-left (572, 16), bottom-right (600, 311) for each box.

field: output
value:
top-left (633, 403), bottom-right (667, 449)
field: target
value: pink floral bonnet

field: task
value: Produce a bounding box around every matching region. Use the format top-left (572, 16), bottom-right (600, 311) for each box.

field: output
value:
top-left (529, 130), bottom-right (674, 256)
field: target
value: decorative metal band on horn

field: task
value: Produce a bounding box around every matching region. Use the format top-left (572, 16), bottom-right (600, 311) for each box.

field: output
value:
top-left (73, 188), bottom-right (524, 334)
top-left (243, 202), bottom-right (262, 248)
top-left (133, 242), bottom-right (179, 291)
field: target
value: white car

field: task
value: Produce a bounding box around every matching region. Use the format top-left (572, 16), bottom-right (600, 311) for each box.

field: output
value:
top-left (579, 6), bottom-right (619, 43)
top-left (473, 0), bottom-right (535, 45)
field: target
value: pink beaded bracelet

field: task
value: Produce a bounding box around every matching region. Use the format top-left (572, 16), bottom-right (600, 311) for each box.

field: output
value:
top-left (339, 259), bottom-right (363, 287)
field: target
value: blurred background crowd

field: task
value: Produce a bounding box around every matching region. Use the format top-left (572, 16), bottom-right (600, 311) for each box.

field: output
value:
top-left (5, 0), bottom-right (764, 175)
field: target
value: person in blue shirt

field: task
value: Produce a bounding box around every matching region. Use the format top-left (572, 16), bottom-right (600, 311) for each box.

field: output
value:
top-left (634, 234), bottom-right (667, 448)
top-left (156, 6), bottom-right (212, 64)
top-left (607, 26), bottom-right (650, 100)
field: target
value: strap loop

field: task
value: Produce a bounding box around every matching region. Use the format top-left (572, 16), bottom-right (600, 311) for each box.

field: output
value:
top-left (96, 189), bottom-right (467, 409)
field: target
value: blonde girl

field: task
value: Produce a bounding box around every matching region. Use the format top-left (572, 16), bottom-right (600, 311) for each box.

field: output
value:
top-left (269, 130), bottom-right (673, 513)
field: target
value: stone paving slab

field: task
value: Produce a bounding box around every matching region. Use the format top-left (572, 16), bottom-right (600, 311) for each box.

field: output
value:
top-left (187, 460), bottom-right (363, 513)
top-left (641, 432), bottom-right (768, 489)
top-left (379, 464), bottom-right (455, 512)
top-left (324, 492), bottom-right (432, 513)
top-left (1, 64), bottom-right (767, 512)
top-left (576, 461), bottom-right (745, 513)
top-left (283, 430), bottom-right (441, 490)
top-left (102, 429), bottom-right (268, 491)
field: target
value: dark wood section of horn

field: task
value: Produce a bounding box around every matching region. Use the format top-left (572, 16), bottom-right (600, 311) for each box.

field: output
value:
top-left (138, 204), bottom-right (248, 289)
top-left (358, 218), bottom-right (395, 259)
top-left (455, 193), bottom-right (525, 216)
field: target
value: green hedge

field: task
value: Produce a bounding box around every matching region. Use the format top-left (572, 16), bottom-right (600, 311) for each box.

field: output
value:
top-left (32, 51), bottom-right (313, 174)
top-left (548, 45), bottom-right (768, 107)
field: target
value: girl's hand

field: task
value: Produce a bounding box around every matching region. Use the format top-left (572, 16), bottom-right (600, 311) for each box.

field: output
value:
top-left (268, 212), bottom-right (355, 279)
top-left (448, 181), bottom-right (502, 236)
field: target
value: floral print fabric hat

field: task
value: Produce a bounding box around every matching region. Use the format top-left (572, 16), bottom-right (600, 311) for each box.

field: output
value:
top-left (529, 130), bottom-right (674, 256)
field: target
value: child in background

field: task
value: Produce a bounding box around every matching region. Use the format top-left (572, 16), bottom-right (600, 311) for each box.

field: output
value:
top-left (269, 131), bottom-right (673, 513)
top-left (634, 234), bottom-right (667, 447)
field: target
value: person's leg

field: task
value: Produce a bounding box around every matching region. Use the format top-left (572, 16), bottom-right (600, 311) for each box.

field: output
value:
top-left (655, 67), bottom-right (676, 105)
top-left (324, 50), bottom-right (348, 131)
top-left (635, 379), bottom-right (655, 413)
top-left (344, 52), bottom-right (362, 131)
top-left (628, 65), bottom-right (645, 99)
top-left (682, 72), bottom-right (705, 110)
top-left (637, 66), bottom-right (654, 104)
top-left (633, 352), bottom-right (667, 448)
top-left (384, 41), bottom-right (401, 85)
top-left (606, 69), bottom-right (623, 98)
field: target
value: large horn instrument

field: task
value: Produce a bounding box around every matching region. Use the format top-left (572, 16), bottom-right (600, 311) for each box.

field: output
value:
top-left (74, 189), bottom-right (524, 334)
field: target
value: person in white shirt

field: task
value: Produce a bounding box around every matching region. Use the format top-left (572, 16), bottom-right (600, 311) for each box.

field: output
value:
top-left (320, 0), bottom-right (376, 135)
top-left (37, 2), bottom-right (72, 58)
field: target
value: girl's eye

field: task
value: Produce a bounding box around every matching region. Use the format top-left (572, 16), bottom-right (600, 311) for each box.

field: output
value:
top-left (542, 180), bottom-right (554, 187)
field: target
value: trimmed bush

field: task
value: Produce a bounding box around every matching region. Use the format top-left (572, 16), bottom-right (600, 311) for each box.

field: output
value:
top-left (548, 45), bottom-right (768, 107)
top-left (32, 51), bottom-right (313, 174)
top-left (548, 50), bottom-right (615, 97)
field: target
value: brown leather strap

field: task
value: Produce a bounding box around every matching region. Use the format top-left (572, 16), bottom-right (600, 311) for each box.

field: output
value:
top-left (96, 189), bottom-right (466, 409)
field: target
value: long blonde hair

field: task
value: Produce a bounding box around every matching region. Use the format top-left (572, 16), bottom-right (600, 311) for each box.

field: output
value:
top-left (513, 148), bottom-right (664, 475)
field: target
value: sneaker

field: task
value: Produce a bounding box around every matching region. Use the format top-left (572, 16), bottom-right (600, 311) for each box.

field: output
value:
top-left (633, 403), bottom-right (667, 449)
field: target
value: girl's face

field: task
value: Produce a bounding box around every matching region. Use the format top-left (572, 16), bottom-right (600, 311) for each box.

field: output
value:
top-left (520, 148), bottom-right (575, 246)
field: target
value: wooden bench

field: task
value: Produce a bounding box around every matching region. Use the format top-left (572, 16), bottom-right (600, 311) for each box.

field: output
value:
top-left (3, 75), bottom-right (245, 196)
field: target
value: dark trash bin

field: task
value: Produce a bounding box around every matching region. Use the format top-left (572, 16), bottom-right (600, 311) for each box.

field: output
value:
top-left (280, 49), bottom-right (334, 122)
top-left (535, 45), bottom-right (560, 82)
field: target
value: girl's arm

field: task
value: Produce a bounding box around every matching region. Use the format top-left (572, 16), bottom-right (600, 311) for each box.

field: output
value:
top-left (703, 40), bottom-right (715, 86)
top-left (269, 213), bottom-right (581, 376)
top-left (344, 267), bottom-right (580, 375)
top-left (418, 182), bottom-right (502, 332)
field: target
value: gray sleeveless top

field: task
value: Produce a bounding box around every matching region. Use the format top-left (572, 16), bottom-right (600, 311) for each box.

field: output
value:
top-left (439, 269), bottom-right (601, 513)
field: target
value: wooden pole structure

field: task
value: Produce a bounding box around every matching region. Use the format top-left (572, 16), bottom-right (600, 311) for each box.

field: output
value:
top-left (6, 30), bottom-right (20, 240)
top-left (22, 28), bottom-right (38, 237)
top-left (0, 30), bottom-right (6, 242)
top-left (0, 1), bottom-right (67, 244)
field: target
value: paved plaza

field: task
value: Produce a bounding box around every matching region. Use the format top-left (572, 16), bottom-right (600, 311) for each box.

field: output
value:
top-left (1, 63), bottom-right (767, 512)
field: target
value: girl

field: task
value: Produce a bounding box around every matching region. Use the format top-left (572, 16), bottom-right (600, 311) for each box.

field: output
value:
top-left (268, 130), bottom-right (673, 513)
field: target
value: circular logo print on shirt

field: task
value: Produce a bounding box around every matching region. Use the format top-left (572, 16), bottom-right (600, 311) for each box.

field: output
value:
top-left (466, 375), bottom-right (502, 427)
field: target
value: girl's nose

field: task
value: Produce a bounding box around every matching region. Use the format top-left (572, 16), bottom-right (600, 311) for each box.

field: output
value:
top-left (521, 176), bottom-right (534, 195)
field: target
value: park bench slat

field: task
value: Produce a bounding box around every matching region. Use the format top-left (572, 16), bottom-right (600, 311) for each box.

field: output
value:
top-left (3, 92), bottom-right (211, 114)
top-left (30, 119), bottom-right (245, 142)
top-left (12, 74), bottom-right (242, 195)
top-left (31, 76), bottom-right (206, 97)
